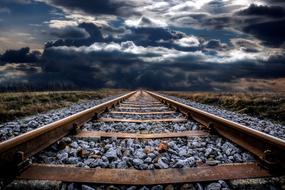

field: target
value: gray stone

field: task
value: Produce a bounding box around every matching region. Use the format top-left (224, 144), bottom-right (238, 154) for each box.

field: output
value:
top-left (67, 183), bottom-right (75, 190)
top-left (151, 185), bottom-right (163, 190)
top-left (133, 158), bottom-right (144, 168)
top-left (205, 148), bottom-right (213, 157)
top-left (127, 186), bottom-right (137, 190)
top-left (139, 186), bottom-right (150, 190)
top-left (62, 137), bottom-right (72, 144)
top-left (196, 183), bottom-right (204, 190)
top-left (158, 158), bottom-right (169, 169)
top-left (218, 180), bottom-right (229, 188)
top-left (42, 156), bottom-right (54, 163)
top-left (105, 148), bottom-right (117, 160)
top-left (70, 142), bottom-right (79, 149)
top-left (127, 139), bottom-right (134, 147)
top-left (192, 124), bottom-right (199, 130)
top-left (192, 141), bottom-right (201, 147)
top-left (206, 160), bottom-right (221, 166)
top-left (242, 153), bottom-right (255, 162)
top-left (206, 182), bottom-right (222, 190)
top-left (181, 183), bottom-right (196, 190)
top-left (173, 159), bottom-right (186, 168)
top-left (82, 184), bottom-right (95, 190)
top-left (165, 184), bottom-right (174, 190)
top-left (228, 177), bottom-right (285, 190)
top-left (66, 157), bottom-right (79, 164)
top-left (148, 153), bottom-right (156, 159)
top-left (4, 180), bottom-right (62, 190)
top-left (179, 148), bottom-right (187, 157)
top-left (225, 148), bottom-right (232, 156)
top-left (144, 157), bottom-right (152, 163)
top-left (106, 185), bottom-right (120, 190)
top-left (168, 141), bottom-right (178, 150)
top-left (174, 157), bottom-right (195, 168)
top-left (56, 152), bottom-right (68, 161)
top-left (134, 149), bottom-right (147, 159)
top-left (148, 164), bottom-right (155, 169)
top-left (84, 158), bottom-right (96, 166)
top-left (117, 160), bottom-right (128, 168)
top-left (233, 153), bottom-right (243, 162)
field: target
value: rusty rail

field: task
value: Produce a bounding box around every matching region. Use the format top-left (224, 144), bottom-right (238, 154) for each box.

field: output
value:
top-left (0, 91), bottom-right (136, 177)
top-left (146, 91), bottom-right (285, 171)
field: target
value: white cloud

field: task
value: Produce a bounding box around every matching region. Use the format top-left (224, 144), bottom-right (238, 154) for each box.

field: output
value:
top-left (50, 40), bottom-right (207, 64)
top-left (174, 36), bottom-right (200, 47)
top-left (47, 20), bottom-right (78, 29)
top-left (125, 16), bottom-right (167, 28)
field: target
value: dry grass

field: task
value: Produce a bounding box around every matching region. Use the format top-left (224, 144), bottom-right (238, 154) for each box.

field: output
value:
top-left (164, 91), bottom-right (285, 125)
top-left (0, 89), bottom-right (127, 123)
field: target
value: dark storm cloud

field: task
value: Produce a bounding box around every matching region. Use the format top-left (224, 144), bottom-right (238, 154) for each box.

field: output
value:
top-left (40, 44), bottom-right (144, 88)
top-left (238, 4), bottom-right (285, 18)
top-left (45, 22), bottom-right (103, 48)
top-left (120, 27), bottom-right (183, 47)
top-left (50, 26), bottom-right (90, 39)
top-left (203, 39), bottom-right (227, 50)
top-left (45, 21), bottom-right (203, 52)
top-left (243, 19), bottom-right (285, 47)
top-left (43, 0), bottom-right (135, 16)
top-left (231, 38), bottom-right (261, 53)
top-left (1, 42), bottom-right (285, 91)
top-left (35, 40), bottom-right (285, 90)
top-left (46, 0), bottom-right (117, 14)
top-left (0, 47), bottom-right (41, 64)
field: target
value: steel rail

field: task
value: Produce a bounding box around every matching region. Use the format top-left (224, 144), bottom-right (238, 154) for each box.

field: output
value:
top-left (146, 91), bottom-right (285, 171)
top-left (0, 91), bottom-right (136, 177)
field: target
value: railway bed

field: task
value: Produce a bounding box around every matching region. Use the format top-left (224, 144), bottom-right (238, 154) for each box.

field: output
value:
top-left (0, 91), bottom-right (285, 190)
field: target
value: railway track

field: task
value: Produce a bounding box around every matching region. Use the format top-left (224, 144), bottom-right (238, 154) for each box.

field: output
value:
top-left (0, 90), bottom-right (285, 189)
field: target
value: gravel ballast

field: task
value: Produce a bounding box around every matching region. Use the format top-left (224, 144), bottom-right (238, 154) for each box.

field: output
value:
top-left (100, 113), bottom-right (184, 119)
top-left (161, 93), bottom-right (285, 140)
top-left (33, 136), bottom-right (254, 169)
top-left (61, 181), bottom-right (231, 190)
top-left (83, 121), bottom-right (200, 133)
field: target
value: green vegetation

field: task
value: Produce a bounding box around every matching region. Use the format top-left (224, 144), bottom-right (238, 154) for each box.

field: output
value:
top-left (164, 92), bottom-right (285, 125)
top-left (0, 89), bottom-right (127, 123)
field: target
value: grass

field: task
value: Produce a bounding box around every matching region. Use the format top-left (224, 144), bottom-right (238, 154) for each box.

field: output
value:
top-left (163, 91), bottom-right (285, 125)
top-left (0, 89), bottom-right (127, 124)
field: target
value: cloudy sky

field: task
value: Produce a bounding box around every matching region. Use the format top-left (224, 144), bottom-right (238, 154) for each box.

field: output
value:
top-left (0, 0), bottom-right (284, 91)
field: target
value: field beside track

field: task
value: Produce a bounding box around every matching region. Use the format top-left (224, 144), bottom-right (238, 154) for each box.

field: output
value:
top-left (164, 91), bottom-right (285, 125)
top-left (0, 89), bottom-right (127, 123)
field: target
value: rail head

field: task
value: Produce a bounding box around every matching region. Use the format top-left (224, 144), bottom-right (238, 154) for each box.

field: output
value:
top-left (146, 90), bottom-right (285, 171)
